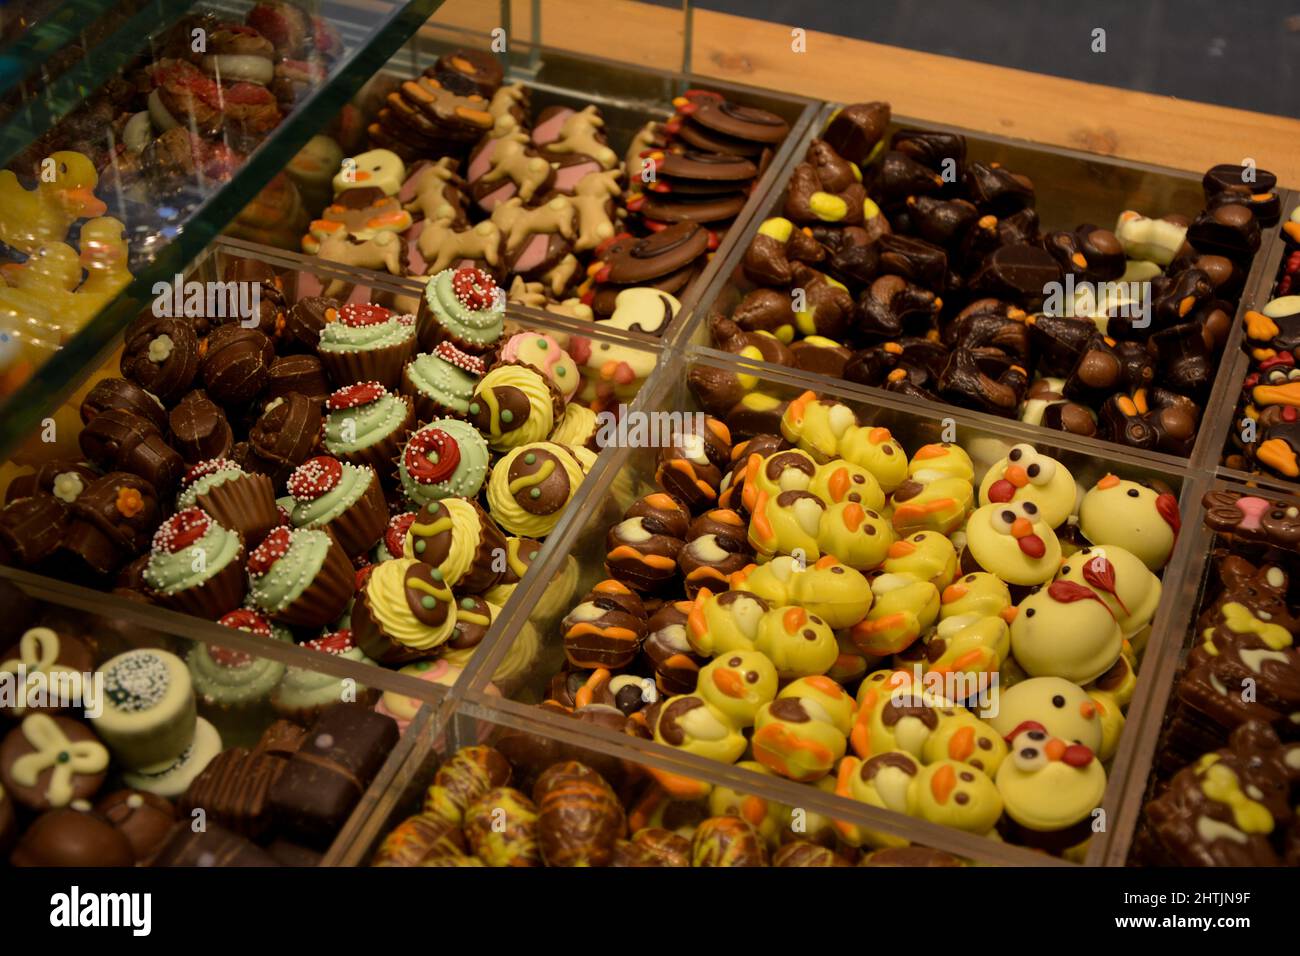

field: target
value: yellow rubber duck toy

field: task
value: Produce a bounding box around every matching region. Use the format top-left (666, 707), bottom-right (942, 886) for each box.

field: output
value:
top-left (0, 151), bottom-right (107, 254)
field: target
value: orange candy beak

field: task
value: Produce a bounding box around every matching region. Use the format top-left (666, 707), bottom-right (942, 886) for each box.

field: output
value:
top-left (711, 668), bottom-right (746, 699)
top-left (1002, 464), bottom-right (1029, 488)
top-left (1010, 517), bottom-right (1033, 539)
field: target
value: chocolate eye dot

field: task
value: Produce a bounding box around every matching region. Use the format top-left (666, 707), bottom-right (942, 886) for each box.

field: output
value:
top-left (1009, 449), bottom-right (1022, 461)
top-left (1052, 695), bottom-right (1066, 707)
top-left (803, 629), bottom-right (817, 641)
top-left (746, 671), bottom-right (759, 683)
top-left (1027, 464), bottom-right (1039, 477)
top-left (1127, 489), bottom-right (1139, 497)
top-left (729, 656), bottom-right (741, 666)
top-left (1021, 748), bottom-right (1038, 758)
top-left (960, 771), bottom-right (974, 782)
top-left (965, 574), bottom-right (975, 582)
top-left (1025, 608), bottom-right (1035, 618)
top-left (1062, 566), bottom-right (1071, 574)
top-left (832, 567), bottom-right (843, 574)
top-left (1001, 510), bottom-right (1016, 523)
top-left (1024, 502), bottom-right (1037, 515)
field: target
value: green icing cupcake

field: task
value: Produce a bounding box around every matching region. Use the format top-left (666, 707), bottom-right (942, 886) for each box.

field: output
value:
top-left (272, 629), bottom-right (374, 722)
top-left (322, 381), bottom-right (413, 475)
top-left (402, 342), bottom-right (485, 419)
top-left (317, 305), bottom-right (415, 354)
top-left (398, 418), bottom-right (490, 508)
top-left (142, 509), bottom-right (245, 616)
top-left (289, 459), bottom-right (373, 528)
top-left (418, 267), bottom-right (504, 354)
top-left (187, 609), bottom-right (288, 710)
top-left (176, 460), bottom-right (245, 510)
top-left (247, 527), bottom-right (332, 615)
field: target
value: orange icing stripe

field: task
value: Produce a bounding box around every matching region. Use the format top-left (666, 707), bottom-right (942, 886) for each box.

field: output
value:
top-left (783, 607), bottom-right (807, 632)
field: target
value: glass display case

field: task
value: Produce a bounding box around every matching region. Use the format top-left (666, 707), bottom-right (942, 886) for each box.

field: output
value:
top-left (1, 0), bottom-right (1294, 869)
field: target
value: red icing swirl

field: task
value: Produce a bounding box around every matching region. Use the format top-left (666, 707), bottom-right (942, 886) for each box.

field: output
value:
top-left (326, 381), bottom-right (387, 410)
top-left (1081, 556), bottom-right (1129, 615)
top-left (183, 458), bottom-right (241, 487)
top-left (450, 267), bottom-right (499, 311)
top-left (248, 526), bottom-right (293, 575)
top-left (434, 341), bottom-right (486, 376)
top-left (384, 512), bottom-right (417, 557)
top-left (338, 303), bottom-right (392, 327)
top-left (403, 428), bottom-right (461, 485)
top-left (288, 455), bottom-right (343, 500)
top-left (303, 629), bottom-right (356, 655)
top-left (218, 608), bottom-right (273, 638)
top-left (152, 507), bottom-right (211, 553)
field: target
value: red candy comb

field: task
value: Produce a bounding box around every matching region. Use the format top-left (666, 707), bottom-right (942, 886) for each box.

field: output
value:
top-left (1005, 720), bottom-right (1048, 744)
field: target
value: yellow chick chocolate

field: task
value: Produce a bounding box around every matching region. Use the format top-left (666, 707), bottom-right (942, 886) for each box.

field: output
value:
top-left (978, 442), bottom-right (1077, 528)
top-left (963, 500), bottom-right (1062, 586)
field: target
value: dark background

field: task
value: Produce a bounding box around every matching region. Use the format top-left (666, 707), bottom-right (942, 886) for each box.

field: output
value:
top-left (694, 0), bottom-right (1299, 118)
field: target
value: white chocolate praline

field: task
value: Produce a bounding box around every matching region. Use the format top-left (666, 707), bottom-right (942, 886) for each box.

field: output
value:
top-left (89, 649), bottom-right (197, 770)
top-left (120, 717), bottom-right (221, 799)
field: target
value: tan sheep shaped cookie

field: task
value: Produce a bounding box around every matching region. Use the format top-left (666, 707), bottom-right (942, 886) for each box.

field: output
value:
top-left (491, 195), bottom-right (577, 252)
top-left (417, 219), bottom-right (502, 275)
top-left (479, 130), bottom-right (553, 203)
top-left (315, 230), bottom-right (404, 297)
top-left (570, 168), bottom-right (622, 252)
top-left (403, 158), bottom-right (468, 226)
top-left (545, 105), bottom-right (619, 170)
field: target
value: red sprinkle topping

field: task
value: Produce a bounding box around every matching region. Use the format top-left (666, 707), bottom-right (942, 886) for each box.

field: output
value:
top-left (218, 608), bottom-right (273, 638)
top-left (338, 303), bottom-right (393, 327)
top-left (434, 341), bottom-right (486, 376)
top-left (183, 458), bottom-right (240, 487)
top-left (326, 381), bottom-right (387, 410)
top-left (248, 526), bottom-right (293, 576)
top-left (303, 629), bottom-right (356, 655)
top-left (209, 645), bottom-right (255, 668)
top-left (385, 512), bottom-right (417, 557)
top-left (355, 564), bottom-right (375, 590)
top-left (450, 267), bottom-right (499, 311)
top-left (288, 456), bottom-right (343, 500)
top-left (404, 427), bottom-right (461, 485)
top-left (152, 508), bottom-right (211, 553)
top-left (275, 505), bottom-right (292, 527)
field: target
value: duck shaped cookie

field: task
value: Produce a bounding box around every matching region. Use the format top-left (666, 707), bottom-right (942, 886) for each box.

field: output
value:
top-left (1078, 474), bottom-right (1179, 571)
top-left (977, 443), bottom-right (1077, 528)
top-left (963, 500), bottom-right (1062, 586)
top-left (0, 151), bottom-right (107, 254)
